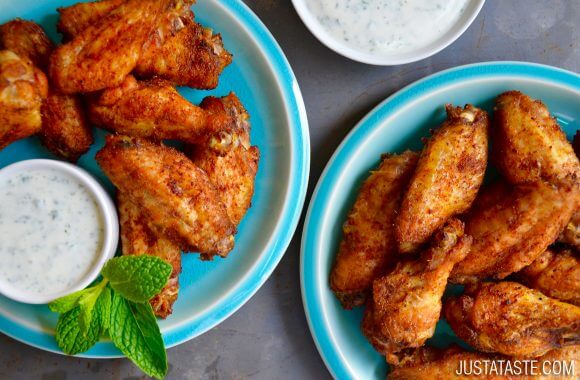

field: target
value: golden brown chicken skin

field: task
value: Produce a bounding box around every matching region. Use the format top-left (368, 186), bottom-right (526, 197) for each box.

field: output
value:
top-left (516, 248), bottom-right (580, 306)
top-left (329, 151), bottom-right (418, 309)
top-left (362, 219), bottom-right (471, 364)
top-left (49, 0), bottom-right (171, 94)
top-left (493, 91), bottom-right (580, 186)
top-left (89, 76), bottom-right (243, 146)
top-left (0, 19), bottom-right (53, 70)
top-left (0, 50), bottom-right (47, 150)
top-left (56, 0), bottom-right (126, 41)
top-left (187, 96), bottom-right (259, 227)
top-left (96, 135), bottom-right (235, 258)
top-left (444, 282), bottom-right (580, 358)
top-left (396, 104), bottom-right (489, 254)
top-left (450, 181), bottom-right (578, 283)
top-left (118, 192), bottom-right (181, 318)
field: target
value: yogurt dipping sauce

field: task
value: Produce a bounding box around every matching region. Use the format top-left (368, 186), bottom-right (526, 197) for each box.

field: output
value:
top-left (306, 0), bottom-right (471, 56)
top-left (0, 166), bottom-right (105, 301)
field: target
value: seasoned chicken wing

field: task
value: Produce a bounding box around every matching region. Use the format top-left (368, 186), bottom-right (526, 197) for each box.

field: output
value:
top-left (444, 281), bottom-right (580, 357)
top-left (450, 181), bottom-right (578, 283)
top-left (493, 91), bottom-right (580, 186)
top-left (118, 192), bottom-right (181, 318)
top-left (0, 19), bottom-right (53, 70)
top-left (396, 104), bottom-right (489, 253)
top-left (49, 0), bottom-right (171, 94)
top-left (0, 50), bottom-right (47, 150)
top-left (362, 219), bottom-right (471, 364)
top-left (329, 151), bottom-right (418, 309)
top-left (56, 0), bottom-right (126, 41)
top-left (516, 248), bottom-right (580, 306)
top-left (89, 76), bottom-right (243, 147)
top-left (96, 135), bottom-right (235, 258)
top-left (187, 96), bottom-right (259, 226)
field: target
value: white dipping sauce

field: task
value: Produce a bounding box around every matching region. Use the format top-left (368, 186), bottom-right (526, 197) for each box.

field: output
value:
top-left (307, 0), bottom-right (471, 55)
top-left (0, 168), bottom-right (104, 297)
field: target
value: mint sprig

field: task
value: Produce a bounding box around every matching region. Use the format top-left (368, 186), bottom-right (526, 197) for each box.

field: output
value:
top-left (49, 255), bottom-right (172, 380)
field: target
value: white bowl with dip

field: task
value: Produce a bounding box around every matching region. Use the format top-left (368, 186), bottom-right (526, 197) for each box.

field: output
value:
top-left (292, 0), bottom-right (486, 65)
top-left (0, 159), bottom-right (118, 304)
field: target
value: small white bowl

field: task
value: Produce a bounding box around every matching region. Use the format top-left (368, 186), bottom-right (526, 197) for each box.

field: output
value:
top-left (0, 159), bottom-right (118, 304)
top-left (292, 0), bottom-right (486, 65)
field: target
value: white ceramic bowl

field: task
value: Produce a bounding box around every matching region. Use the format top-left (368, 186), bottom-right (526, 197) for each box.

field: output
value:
top-left (292, 0), bottom-right (486, 65)
top-left (0, 159), bottom-right (118, 304)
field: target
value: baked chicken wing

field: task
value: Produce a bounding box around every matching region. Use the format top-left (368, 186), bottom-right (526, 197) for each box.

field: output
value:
top-left (362, 219), bottom-right (471, 364)
top-left (329, 151), bottom-right (418, 309)
top-left (493, 91), bottom-right (580, 186)
top-left (396, 104), bottom-right (489, 253)
top-left (118, 192), bottom-right (181, 318)
top-left (516, 248), bottom-right (580, 306)
top-left (49, 0), bottom-right (171, 94)
top-left (89, 76), bottom-right (243, 147)
top-left (0, 19), bottom-right (53, 70)
top-left (96, 135), bottom-right (235, 258)
top-left (0, 50), bottom-right (47, 150)
top-left (450, 180), bottom-right (578, 283)
top-left (444, 281), bottom-right (580, 357)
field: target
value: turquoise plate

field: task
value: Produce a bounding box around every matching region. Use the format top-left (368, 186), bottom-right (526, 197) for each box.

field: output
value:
top-left (0, 0), bottom-right (309, 357)
top-left (301, 62), bottom-right (579, 379)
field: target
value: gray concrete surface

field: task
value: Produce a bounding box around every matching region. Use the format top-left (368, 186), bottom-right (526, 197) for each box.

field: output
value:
top-left (0, 1), bottom-right (578, 379)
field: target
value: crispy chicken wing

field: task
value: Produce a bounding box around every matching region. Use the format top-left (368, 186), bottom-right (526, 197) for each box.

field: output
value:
top-left (396, 105), bottom-right (489, 254)
top-left (89, 76), bottom-right (243, 147)
top-left (0, 19), bottom-right (53, 70)
top-left (0, 50), bottom-right (47, 150)
top-left (56, 0), bottom-right (126, 41)
top-left (96, 135), bottom-right (235, 258)
top-left (516, 248), bottom-right (580, 306)
top-left (49, 0), bottom-right (171, 94)
top-left (329, 151), bottom-right (418, 309)
top-left (444, 281), bottom-right (580, 357)
top-left (493, 91), bottom-right (580, 186)
top-left (118, 192), bottom-right (181, 318)
top-left (450, 181), bottom-right (578, 283)
top-left (362, 219), bottom-right (471, 364)
top-left (187, 96), bottom-right (259, 226)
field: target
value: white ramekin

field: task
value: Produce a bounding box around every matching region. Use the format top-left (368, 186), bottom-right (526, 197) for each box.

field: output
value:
top-left (0, 159), bottom-right (118, 304)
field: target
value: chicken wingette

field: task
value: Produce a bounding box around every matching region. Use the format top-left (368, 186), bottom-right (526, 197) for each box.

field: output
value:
top-left (362, 219), bottom-right (471, 364)
top-left (444, 281), bottom-right (580, 358)
top-left (450, 180), bottom-right (578, 283)
top-left (396, 104), bottom-right (488, 254)
top-left (118, 192), bottom-right (181, 318)
top-left (96, 135), bottom-right (235, 258)
top-left (516, 248), bottom-right (580, 306)
top-left (329, 151), bottom-right (418, 309)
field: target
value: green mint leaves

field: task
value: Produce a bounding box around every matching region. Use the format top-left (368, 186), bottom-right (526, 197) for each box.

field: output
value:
top-left (49, 255), bottom-right (172, 379)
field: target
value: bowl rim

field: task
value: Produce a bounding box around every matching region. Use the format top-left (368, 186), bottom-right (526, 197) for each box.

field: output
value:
top-left (291, 0), bottom-right (486, 65)
top-left (0, 159), bottom-right (118, 305)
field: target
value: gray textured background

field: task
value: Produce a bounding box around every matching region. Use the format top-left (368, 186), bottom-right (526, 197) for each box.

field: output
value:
top-left (1, 0), bottom-right (578, 379)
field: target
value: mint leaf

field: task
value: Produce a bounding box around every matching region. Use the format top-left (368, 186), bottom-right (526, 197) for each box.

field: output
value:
top-left (98, 286), bottom-right (112, 331)
top-left (48, 288), bottom-right (89, 313)
top-left (109, 291), bottom-right (167, 379)
top-left (78, 280), bottom-right (108, 336)
top-left (101, 256), bottom-right (172, 303)
top-left (55, 306), bottom-right (101, 355)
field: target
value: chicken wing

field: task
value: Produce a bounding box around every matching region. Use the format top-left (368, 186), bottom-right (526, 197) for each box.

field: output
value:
top-left (96, 135), bottom-right (235, 258)
top-left (493, 91), bottom-right (580, 186)
top-left (0, 50), bottom-right (47, 150)
top-left (88, 76), bottom-right (243, 147)
top-left (118, 192), bottom-right (181, 318)
top-left (396, 104), bottom-right (489, 254)
top-left (329, 151), bottom-right (418, 309)
top-left (516, 248), bottom-right (580, 306)
top-left (362, 219), bottom-right (471, 364)
top-left (0, 19), bottom-right (53, 70)
top-left (49, 0), bottom-right (171, 94)
top-left (450, 181), bottom-right (578, 283)
top-left (56, 0), bottom-right (126, 41)
top-left (187, 96), bottom-right (259, 227)
top-left (444, 281), bottom-right (580, 357)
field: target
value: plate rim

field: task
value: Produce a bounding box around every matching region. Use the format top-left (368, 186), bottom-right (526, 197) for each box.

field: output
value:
top-left (300, 61), bottom-right (580, 379)
top-left (0, 0), bottom-right (311, 358)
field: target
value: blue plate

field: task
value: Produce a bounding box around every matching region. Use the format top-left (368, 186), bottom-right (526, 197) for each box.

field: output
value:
top-left (301, 62), bottom-right (579, 379)
top-left (0, 0), bottom-right (309, 357)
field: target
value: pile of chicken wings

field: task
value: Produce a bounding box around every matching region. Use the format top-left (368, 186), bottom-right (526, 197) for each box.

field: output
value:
top-left (0, 0), bottom-right (259, 318)
top-left (330, 91), bottom-right (579, 376)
